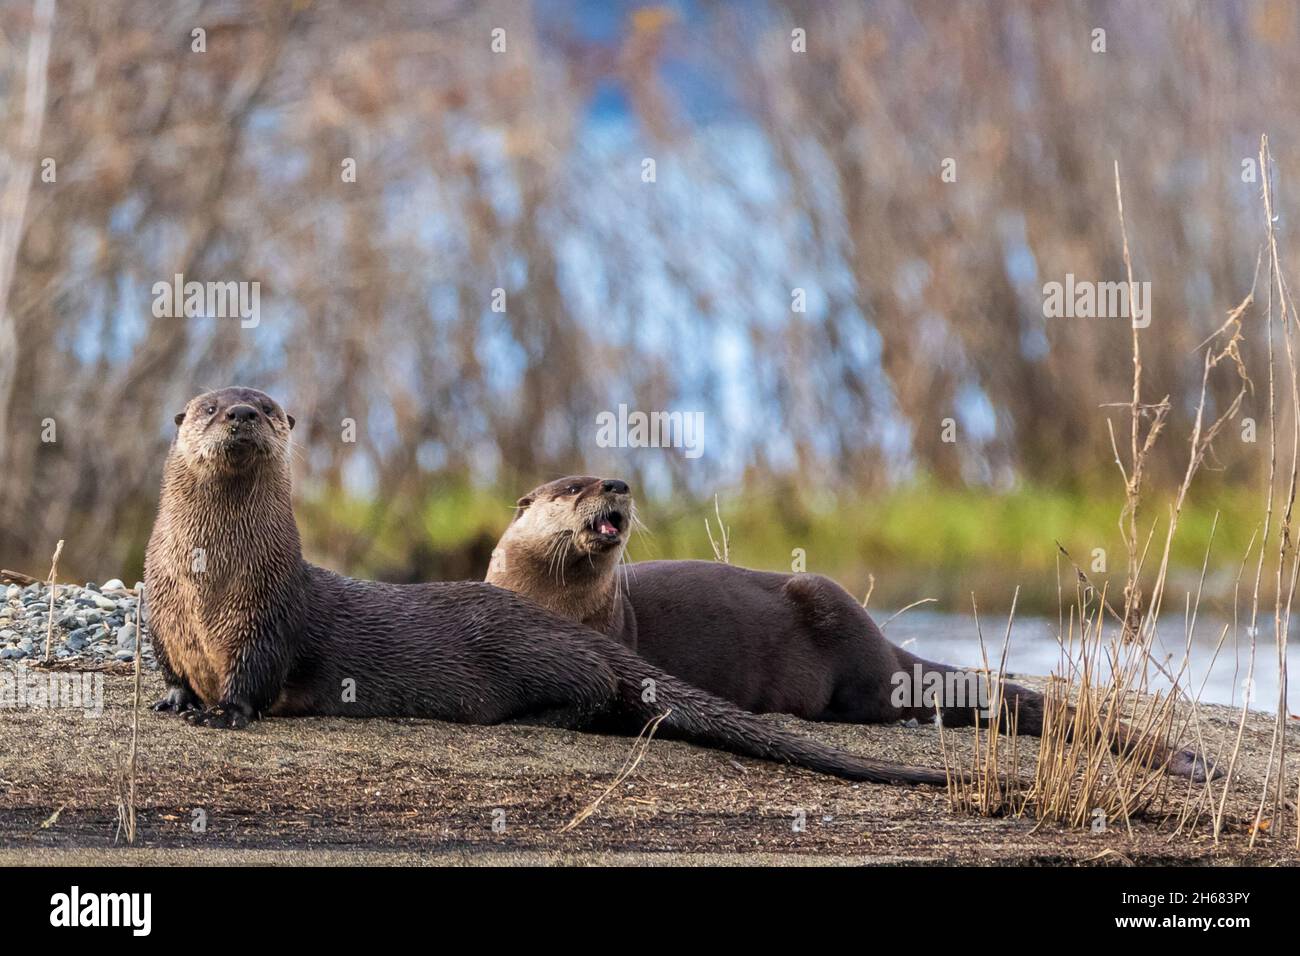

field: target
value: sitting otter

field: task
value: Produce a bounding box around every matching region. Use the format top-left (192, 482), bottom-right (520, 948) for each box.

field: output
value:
top-left (486, 475), bottom-right (1216, 781)
top-left (141, 387), bottom-right (954, 787)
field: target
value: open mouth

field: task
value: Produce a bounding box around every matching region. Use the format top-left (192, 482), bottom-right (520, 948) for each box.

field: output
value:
top-left (588, 510), bottom-right (625, 541)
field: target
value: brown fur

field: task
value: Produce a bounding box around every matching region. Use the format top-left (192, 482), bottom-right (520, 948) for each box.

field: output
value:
top-left (487, 476), bottom-right (635, 638)
top-left (142, 389), bottom-right (953, 787)
top-left (489, 475), bottom-right (1218, 782)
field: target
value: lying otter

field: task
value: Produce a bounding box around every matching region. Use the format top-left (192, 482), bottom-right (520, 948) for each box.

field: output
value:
top-left (142, 387), bottom-right (953, 787)
top-left (486, 475), bottom-right (1216, 781)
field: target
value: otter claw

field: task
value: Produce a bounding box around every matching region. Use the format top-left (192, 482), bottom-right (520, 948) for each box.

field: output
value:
top-left (152, 689), bottom-right (200, 713)
top-left (183, 705), bottom-right (250, 729)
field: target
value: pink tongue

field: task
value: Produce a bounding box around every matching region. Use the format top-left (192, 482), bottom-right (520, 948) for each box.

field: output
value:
top-left (599, 520), bottom-right (617, 535)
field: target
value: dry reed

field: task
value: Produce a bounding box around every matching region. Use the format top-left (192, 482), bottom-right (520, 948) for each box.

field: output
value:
top-left (945, 139), bottom-right (1294, 850)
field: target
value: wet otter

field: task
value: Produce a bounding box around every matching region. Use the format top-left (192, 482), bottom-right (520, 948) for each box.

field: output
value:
top-left (487, 475), bottom-right (1216, 781)
top-left (142, 387), bottom-right (952, 787)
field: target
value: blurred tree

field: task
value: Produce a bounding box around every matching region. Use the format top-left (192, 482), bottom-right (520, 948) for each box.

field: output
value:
top-left (0, 0), bottom-right (1291, 579)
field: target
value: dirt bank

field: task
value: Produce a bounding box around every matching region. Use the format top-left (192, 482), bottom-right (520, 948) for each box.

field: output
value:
top-left (1, 666), bottom-right (1297, 866)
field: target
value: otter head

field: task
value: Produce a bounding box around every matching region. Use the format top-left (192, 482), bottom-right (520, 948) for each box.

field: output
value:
top-left (510, 475), bottom-right (634, 570)
top-left (172, 386), bottom-right (295, 477)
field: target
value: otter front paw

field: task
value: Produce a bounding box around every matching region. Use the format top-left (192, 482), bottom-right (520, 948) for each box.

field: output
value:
top-left (152, 687), bottom-right (201, 714)
top-left (183, 704), bottom-right (251, 729)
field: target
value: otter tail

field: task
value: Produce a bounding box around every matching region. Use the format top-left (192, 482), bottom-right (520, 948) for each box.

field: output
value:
top-left (607, 645), bottom-right (950, 787)
top-left (896, 651), bottom-right (1218, 782)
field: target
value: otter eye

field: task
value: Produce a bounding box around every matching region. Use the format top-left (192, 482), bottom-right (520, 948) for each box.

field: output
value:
top-left (204, 404), bottom-right (217, 415)
top-left (261, 403), bottom-right (274, 415)
top-left (565, 484), bottom-right (582, 495)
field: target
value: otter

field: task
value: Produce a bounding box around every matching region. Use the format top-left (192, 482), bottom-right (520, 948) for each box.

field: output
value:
top-left (141, 387), bottom-right (953, 787)
top-left (486, 475), bottom-right (1216, 781)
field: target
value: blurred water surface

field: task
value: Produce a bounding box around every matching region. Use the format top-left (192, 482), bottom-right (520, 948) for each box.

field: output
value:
top-left (888, 611), bottom-right (1298, 714)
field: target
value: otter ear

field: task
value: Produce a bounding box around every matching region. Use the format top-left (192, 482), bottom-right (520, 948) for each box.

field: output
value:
top-left (514, 494), bottom-right (535, 519)
top-left (286, 414), bottom-right (296, 430)
top-left (173, 411), bottom-right (186, 427)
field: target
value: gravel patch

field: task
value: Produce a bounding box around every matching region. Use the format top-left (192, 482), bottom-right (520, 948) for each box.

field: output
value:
top-left (0, 578), bottom-right (154, 668)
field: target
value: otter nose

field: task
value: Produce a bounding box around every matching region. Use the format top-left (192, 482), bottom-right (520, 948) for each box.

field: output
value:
top-left (601, 479), bottom-right (630, 495)
top-left (226, 404), bottom-right (259, 423)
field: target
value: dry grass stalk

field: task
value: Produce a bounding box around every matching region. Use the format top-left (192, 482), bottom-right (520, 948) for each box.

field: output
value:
top-left (1034, 163), bottom-right (1256, 836)
top-left (878, 597), bottom-right (937, 631)
top-left (860, 572), bottom-right (876, 609)
top-left (1174, 529), bottom-right (1259, 840)
top-left (561, 708), bottom-right (670, 832)
top-left (113, 752), bottom-right (130, 844)
top-left (949, 160), bottom-right (1272, 836)
top-left (1249, 134), bottom-right (1298, 846)
top-left (961, 164), bottom-right (1220, 833)
top-left (704, 494), bottom-right (731, 563)
top-left (41, 538), bottom-right (63, 663)
top-left (1027, 584), bottom-right (1178, 833)
top-left (1166, 517), bottom-right (1239, 836)
top-left (1111, 160), bottom-right (1169, 643)
top-left (940, 590), bottom-right (1023, 817)
top-left (1214, 532), bottom-right (1267, 841)
top-left (128, 605), bottom-right (141, 843)
top-left (115, 604), bottom-right (142, 845)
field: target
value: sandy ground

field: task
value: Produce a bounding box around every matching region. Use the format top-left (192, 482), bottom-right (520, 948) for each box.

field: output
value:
top-left (1, 665), bottom-right (1298, 866)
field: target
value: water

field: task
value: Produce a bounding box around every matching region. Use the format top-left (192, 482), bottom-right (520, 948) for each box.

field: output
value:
top-left (885, 611), bottom-right (1298, 714)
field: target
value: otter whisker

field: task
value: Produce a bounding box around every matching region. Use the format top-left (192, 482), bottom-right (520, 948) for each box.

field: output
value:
top-left (557, 532), bottom-right (575, 575)
top-left (545, 530), bottom-right (574, 586)
top-left (544, 536), bottom-right (562, 584)
top-left (628, 511), bottom-right (655, 564)
top-left (613, 549), bottom-right (627, 604)
top-left (629, 511), bottom-right (651, 534)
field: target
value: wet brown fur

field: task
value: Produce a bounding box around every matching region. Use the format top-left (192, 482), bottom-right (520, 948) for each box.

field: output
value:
top-left (142, 388), bottom-right (951, 786)
top-left (488, 475), bottom-right (1218, 782)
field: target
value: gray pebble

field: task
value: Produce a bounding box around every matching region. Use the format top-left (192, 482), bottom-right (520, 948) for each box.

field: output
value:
top-left (0, 574), bottom-right (158, 670)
